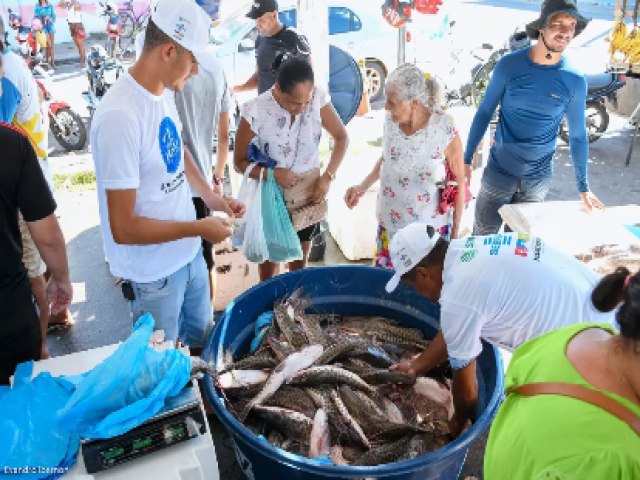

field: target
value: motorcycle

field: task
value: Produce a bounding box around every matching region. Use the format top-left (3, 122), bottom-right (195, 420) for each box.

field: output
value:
top-left (82, 45), bottom-right (123, 117)
top-left (100, 1), bottom-right (122, 58)
top-left (8, 9), bottom-right (47, 67)
top-left (470, 29), bottom-right (627, 144)
top-left (33, 67), bottom-right (87, 152)
top-left (558, 73), bottom-right (627, 144)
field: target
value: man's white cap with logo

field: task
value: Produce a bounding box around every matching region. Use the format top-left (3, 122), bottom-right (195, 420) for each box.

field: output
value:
top-left (385, 223), bottom-right (441, 293)
top-left (151, 0), bottom-right (217, 72)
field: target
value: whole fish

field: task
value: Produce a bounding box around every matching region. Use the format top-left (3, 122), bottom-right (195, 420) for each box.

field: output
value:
top-left (252, 405), bottom-right (314, 439)
top-left (240, 344), bottom-right (324, 421)
top-left (288, 366), bottom-right (377, 396)
top-left (337, 385), bottom-right (386, 429)
top-left (218, 354), bottom-right (277, 373)
top-left (309, 408), bottom-right (330, 458)
top-left (330, 389), bottom-right (370, 449)
top-left (353, 435), bottom-right (413, 466)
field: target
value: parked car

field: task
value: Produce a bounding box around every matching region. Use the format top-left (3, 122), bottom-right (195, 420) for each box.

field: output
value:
top-left (209, 0), bottom-right (451, 103)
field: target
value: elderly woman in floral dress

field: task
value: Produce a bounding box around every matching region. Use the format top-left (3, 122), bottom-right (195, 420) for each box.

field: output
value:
top-left (345, 64), bottom-right (466, 268)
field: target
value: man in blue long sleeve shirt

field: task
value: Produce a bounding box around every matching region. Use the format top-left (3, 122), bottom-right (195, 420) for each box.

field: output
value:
top-left (464, 0), bottom-right (604, 235)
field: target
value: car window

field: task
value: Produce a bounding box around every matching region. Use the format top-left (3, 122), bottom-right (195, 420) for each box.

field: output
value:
top-left (279, 7), bottom-right (362, 34)
top-left (329, 7), bottom-right (351, 35)
top-left (210, 9), bottom-right (253, 45)
top-left (279, 9), bottom-right (297, 28)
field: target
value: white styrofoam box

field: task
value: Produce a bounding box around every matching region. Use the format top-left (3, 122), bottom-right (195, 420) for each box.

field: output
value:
top-left (327, 185), bottom-right (379, 261)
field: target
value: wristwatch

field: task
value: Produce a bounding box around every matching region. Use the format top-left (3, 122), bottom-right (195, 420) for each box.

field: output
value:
top-left (213, 175), bottom-right (223, 186)
top-left (324, 170), bottom-right (336, 181)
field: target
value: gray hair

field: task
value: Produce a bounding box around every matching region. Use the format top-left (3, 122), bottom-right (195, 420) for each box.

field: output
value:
top-left (385, 63), bottom-right (443, 109)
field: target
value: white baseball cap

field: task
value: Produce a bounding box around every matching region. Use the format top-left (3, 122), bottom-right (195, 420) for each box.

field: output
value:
top-left (385, 223), bottom-right (441, 293)
top-left (151, 0), bottom-right (217, 72)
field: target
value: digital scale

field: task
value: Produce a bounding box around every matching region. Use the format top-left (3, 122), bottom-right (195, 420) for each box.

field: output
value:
top-left (81, 382), bottom-right (206, 474)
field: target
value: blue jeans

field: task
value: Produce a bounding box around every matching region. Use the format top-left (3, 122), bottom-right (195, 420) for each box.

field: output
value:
top-left (473, 168), bottom-right (552, 235)
top-left (129, 250), bottom-right (212, 348)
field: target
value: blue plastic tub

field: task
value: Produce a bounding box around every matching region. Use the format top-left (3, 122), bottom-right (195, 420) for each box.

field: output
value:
top-left (202, 265), bottom-right (504, 480)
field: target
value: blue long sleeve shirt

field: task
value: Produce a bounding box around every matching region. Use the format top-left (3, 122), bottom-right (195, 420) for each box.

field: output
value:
top-left (464, 47), bottom-right (589, 192)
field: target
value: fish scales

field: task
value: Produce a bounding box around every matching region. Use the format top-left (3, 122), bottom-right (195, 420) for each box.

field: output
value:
top-left (288, 366), bottom-right (377, 396)
top-left (264, 386), bottom-right (317, 418)
top-left (274, 304), bottom-right (307, 348)
top-left (359, 369), bottom-right (416, 386)
top-left (288, 304), bottom-right (327, 346)
top-left (353, 435), bottom-right (413, 466)
top-left (330, 389), bottom-right (371, 449)
top-left (252, 405), bottom-right (314, 439)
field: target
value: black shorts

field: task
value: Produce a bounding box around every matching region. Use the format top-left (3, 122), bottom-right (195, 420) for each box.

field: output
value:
top-left (0, 280), bottom-right (41, 385)
top-left (192, 197), bottom-right (215, 272)
top-left (297, 222), bottom-right (320, 243)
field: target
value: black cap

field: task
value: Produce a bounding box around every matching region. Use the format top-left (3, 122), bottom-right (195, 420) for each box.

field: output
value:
top-left (246, 0), bottom-right (278, 19)
top-left (525, 0), bottom-right (590, 39)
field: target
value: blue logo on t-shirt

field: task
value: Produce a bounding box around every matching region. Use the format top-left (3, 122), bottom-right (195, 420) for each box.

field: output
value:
top-left (158, 117), bottom-right (181, 174)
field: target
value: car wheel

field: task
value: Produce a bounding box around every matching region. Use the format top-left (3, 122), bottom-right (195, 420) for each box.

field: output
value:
top-left (365, 61), bottom-right (385, 103)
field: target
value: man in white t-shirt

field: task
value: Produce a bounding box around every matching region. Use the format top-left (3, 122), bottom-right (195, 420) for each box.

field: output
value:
top-left (385, 222), bottom-right (614, 434)
top-left (91, 0), bottom-right (244, 349)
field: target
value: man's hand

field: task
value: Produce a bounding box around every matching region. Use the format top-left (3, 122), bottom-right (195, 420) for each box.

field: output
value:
top-left (41, 342), bottom-right (50, 360)
top-left (464, 164), bottom-right (472, 184)
top-left (310, 174), bottom-right (331, 204)
top-left (274, 168), bottom-right (299, 188)
top-left (198, 217), bottom-right (234, 244)
top-left (389, 352), bottom-right (433, 376)
top-left (344, 184), bottom-right (365, 209)
top-left (47, 276), bottom-right (73, 316)
top-left (581, 191), bottom-right (604, 211)
top-left (225, 197), bottom-right (246, 218)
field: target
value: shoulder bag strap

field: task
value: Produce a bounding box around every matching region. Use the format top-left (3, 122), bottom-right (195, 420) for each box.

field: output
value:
top-left (509, 382), bottom-right (640, 435)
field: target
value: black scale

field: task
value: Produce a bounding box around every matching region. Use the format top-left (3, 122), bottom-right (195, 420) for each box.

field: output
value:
top-left (81, 382), bottom-right (206, 474)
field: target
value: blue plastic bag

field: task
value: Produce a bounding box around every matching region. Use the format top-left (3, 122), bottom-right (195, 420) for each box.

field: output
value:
top-left (0, 362), bottom-right (80, 479)
top-left (57, 313), bottom-right (191, 439)
top-left (262, 168), bottom-right (303, 262)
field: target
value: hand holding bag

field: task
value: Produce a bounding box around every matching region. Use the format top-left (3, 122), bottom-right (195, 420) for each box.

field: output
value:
top-left (281, 169), bottom-right (328, 231)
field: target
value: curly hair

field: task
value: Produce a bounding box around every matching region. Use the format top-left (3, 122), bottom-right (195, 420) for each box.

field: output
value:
top-left (385, 63), bottom-right (443, 109)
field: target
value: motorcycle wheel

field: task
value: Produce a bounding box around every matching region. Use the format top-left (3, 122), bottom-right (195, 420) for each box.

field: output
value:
top-left (51, 108), bottom-right (87, 152)
top-left (559, 101), bottom-right (609, 144)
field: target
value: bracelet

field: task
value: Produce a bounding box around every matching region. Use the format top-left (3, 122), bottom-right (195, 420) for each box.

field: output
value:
top-left (213, 175), bottom-right (224, 185)
top-left (324, 170), bottom-right (336, 181)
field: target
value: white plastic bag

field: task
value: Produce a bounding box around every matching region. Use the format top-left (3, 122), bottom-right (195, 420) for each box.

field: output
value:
top-left (231, 163), bottom-right (269, 263)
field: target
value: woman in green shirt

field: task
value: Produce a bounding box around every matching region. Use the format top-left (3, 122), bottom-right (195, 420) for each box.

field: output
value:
top-left (484, 266), bottom-right (640, 479)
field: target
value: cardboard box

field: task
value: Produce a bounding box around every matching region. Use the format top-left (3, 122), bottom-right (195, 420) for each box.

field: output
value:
top-left (213, 240), bottom-right (260, 312)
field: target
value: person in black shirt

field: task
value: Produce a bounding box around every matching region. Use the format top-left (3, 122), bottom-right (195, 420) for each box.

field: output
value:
top-left (233, 0), bottom-right (310, 95)
top-left (0, 122), bottom-right (73, 384)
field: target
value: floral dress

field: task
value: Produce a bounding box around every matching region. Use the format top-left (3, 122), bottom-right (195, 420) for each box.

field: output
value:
top-left (241, 86), bottom-right (329, 174)
top-left (375, 108), bottom-right (458, 268)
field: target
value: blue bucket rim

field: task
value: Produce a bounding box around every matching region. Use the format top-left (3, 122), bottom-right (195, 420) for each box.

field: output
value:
top-left (203, 265), bottom-right (505, 477)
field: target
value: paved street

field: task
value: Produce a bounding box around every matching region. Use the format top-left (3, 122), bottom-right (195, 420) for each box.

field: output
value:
top-left (35, 0), bottom-right (640, 478)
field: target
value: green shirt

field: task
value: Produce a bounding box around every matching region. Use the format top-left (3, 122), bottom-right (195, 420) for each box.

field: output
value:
top-left (485, 322), bottom-right (640, 480)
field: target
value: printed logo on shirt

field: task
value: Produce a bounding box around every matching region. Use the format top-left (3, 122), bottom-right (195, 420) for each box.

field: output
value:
top-left (460, 236), bottom-right (478, 262)
top-left (159, 117), bottom-right (182, 174)
top-left (514, 233), bottom-right (530, 258)
top-left (549, 93), bottom-right (561, 100)
top-left (483, 234), bottom-right (513, 256)
top-left (532, 236), bottom-right (544, 262)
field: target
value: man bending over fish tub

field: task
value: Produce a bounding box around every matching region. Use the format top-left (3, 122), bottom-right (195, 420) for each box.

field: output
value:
top-left (385, 222), bottom-right (615, 435)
